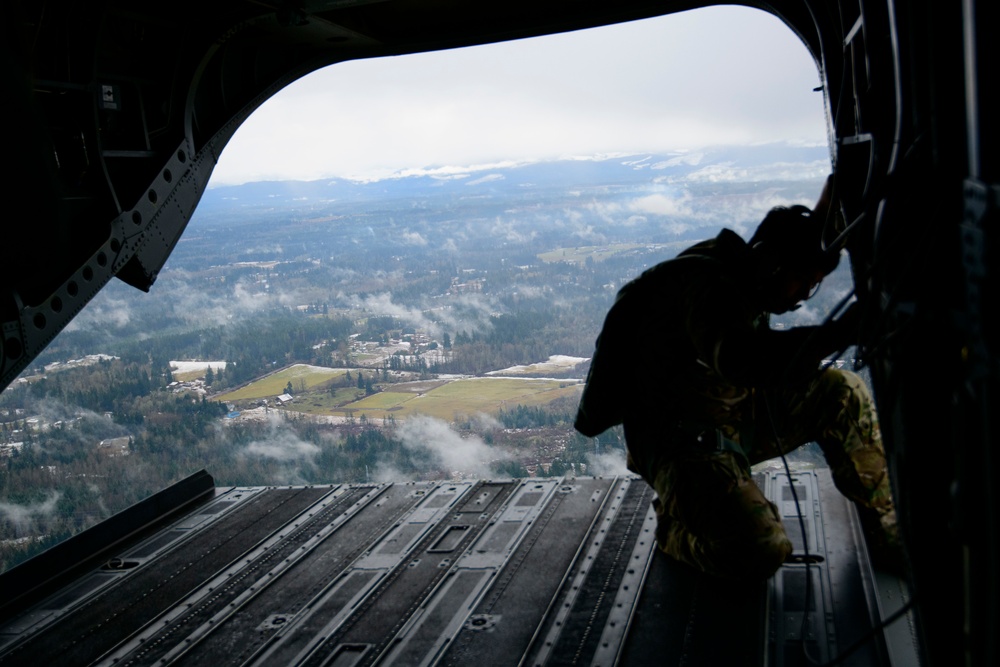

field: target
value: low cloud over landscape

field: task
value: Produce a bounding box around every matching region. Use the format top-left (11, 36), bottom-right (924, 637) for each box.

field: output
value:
top-left (393, 415), bottom-right (508, 479)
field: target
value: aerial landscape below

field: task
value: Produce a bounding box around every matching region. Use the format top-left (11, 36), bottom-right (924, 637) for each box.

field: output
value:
top-left (0, 144), bottom-right (843, 573)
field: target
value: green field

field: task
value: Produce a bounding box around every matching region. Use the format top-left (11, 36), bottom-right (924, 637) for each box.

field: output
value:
top-left (295, 377), bottom-right (583, 422)
top-left (389, 380), bottom-right (450, 394)
top-left (340, 391), bottom-right (413, 411)
top-left (216, 364), bottom-right (345, 401)
top-left (216, 367), bottom-right (584, 422)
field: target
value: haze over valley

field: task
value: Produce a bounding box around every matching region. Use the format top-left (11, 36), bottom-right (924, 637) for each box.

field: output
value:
top-left (0, 144), bottom-right (844, 571)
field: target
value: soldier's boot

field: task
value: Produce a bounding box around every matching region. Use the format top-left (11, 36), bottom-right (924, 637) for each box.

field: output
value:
top-left (856, 504), bottom-right (907, 576)
top-left (652, 493), bottom-right (791, 581)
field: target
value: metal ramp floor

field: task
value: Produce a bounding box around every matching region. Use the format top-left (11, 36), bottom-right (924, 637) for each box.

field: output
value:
top-left (0, 470), bottom-right (918, 666)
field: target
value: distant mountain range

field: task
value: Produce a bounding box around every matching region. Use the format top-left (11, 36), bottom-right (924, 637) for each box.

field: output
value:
top-left (198, 143), bottom-right (830, 213)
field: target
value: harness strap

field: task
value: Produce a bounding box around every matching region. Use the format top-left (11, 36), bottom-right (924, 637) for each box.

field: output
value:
top-left (673, 420), bottom-right (752, 473)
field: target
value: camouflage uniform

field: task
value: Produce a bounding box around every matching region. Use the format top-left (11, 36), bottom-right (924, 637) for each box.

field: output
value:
top-left (576, 229), bottom-right (894, 580)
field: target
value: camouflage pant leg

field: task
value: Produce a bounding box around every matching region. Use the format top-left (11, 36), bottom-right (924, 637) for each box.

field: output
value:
top-left (754, 368), bottom-right (894, 510)
top-left (650, 449), bottom-right (792, 581)
top-left (752, 368), bottom-right (897, 545)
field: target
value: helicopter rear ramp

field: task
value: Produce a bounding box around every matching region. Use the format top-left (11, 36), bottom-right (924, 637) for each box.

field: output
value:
top-left (0, 470), bottom-right (918, 666)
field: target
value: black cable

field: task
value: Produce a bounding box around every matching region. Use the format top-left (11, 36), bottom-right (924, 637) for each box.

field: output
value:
top-left (762, 392), bottom-right (821, 666)
top-left (763, 374), bottom-right (915, 667)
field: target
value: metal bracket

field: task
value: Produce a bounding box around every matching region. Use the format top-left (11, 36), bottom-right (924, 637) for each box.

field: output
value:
top-left (0, 138), bottom-right (204, 391)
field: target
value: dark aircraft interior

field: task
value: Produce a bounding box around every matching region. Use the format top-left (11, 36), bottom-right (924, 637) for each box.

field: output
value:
top-left (0, 1), bottom-right (995, 665)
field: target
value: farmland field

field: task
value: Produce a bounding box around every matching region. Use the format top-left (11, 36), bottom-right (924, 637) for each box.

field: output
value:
top-left (216, 365), bottom-right (584, 423)
top-left (314, 377), bottom-right (582, 422)
top-left (215, 364), bottom-right (345, 401)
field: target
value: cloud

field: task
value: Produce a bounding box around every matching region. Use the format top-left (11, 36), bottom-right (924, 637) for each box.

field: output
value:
top-left (583, 200), bottom-right (623, 225)
top-left (621, 156), bottom-right (653, 168)
top-left (371, 463), bottom-right (412, 484)
top-left (0, 492), bottom-right (62, 533)
top-left (64, 269), bottom-right (319, 335)
top-left (358, 161), bottom-right (533, 184)
top-left (630, 193), bottom-right (692, 217)
top-left (508, 284), bottom-right (549, 299)
top-left (244, 437), bottom-right (320, 462)
top-left (138, 268), bottom-right (334, 330)
top-left (585, 451), bottom-right (630, 477)
top-left (242, 414), bottom-right (321, 462)
top-left (64, 292), bottom-right (132, 332)
top-left (570, 225), bottom-right (607, 244)
top-left (392, 415), bottom-right (508, 479)
top-left (244, 437), bottom-right (320, 461)
top-left (490, 217), bottom-right (536, 244)
top-left (31, 398), bottom-right (97, 423)
top-left (231, 415), bottom-right (325, 485)
top-left (401, 231), bottom-right (429, 246)
top-left (22, 399), bottom-right (130, 447)
top-left (436, 293), bottom-right (500, 335)
top-left (684, 159), bottom-right (829, 184)
top-left (209, 7), bottom-right (825, 185)
top-left (87, 482), bottom-right (111, 519)
top-left (468, 412), bottom-right (502, 432)
top-left (466, 173), bottom-right (504, 186)
top-left (358, 292), bottom-right (436, 333)
top-left (349, 290), bottom-right (499, 340)
top-left (650, 152), bottom-right (705, 169)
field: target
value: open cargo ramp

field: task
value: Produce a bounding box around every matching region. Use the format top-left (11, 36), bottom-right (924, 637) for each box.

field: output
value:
top-left (0, 470), bottom-right (918, 666)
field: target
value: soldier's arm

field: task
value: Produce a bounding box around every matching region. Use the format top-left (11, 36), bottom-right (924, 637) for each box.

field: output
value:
top-left (717, 304), bottom-right (858, 386)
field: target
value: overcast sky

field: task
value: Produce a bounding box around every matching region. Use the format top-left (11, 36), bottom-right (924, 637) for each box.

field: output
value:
top-left (210, 6), bottom-right (828, 186)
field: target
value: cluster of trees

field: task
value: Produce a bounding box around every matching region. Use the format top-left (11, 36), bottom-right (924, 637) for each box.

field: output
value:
top-left (498, 403), bottom-right (572, 429)
top-left (1, 399), bottom-right (609, 573)
top-left (428, 313), bottom-right (561, 376)
top-left (18, 361), bottom-right (156, 415)
top-left (357, 316), bottom-right (403, 343)
top-left (0, 401), bottom-right (230, 570)
top-left (385, 353), bottom-right (432, 374)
